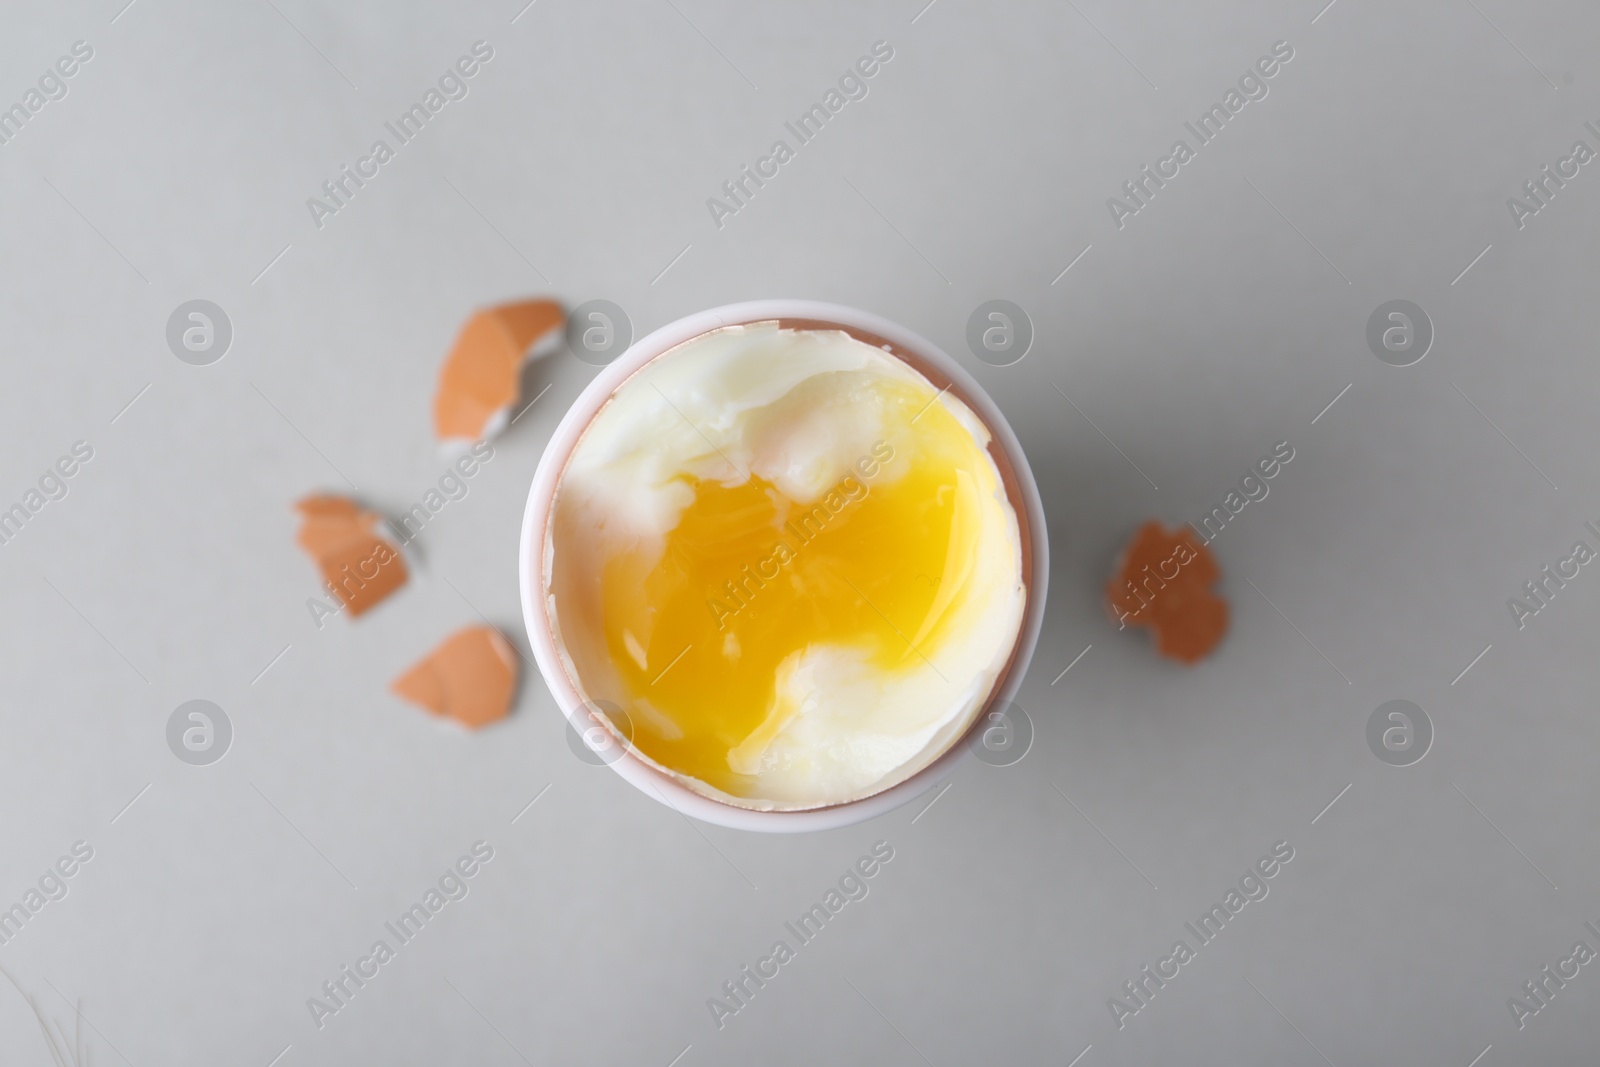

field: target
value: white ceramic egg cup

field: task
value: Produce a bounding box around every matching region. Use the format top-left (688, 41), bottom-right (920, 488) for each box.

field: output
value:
top-left (519, 300), bottom-right (1049, 832)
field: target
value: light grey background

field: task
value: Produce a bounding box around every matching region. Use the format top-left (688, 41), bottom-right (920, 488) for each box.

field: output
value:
top-left (0, 0), bottom-right (1595, 1064)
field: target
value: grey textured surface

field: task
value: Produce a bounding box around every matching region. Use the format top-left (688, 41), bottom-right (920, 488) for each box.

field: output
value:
top-left (0, 1), bottom-right (1596, 1064)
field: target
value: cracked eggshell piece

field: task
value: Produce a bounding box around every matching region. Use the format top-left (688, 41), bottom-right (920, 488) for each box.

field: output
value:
top-left (391, 624), bottom-right (518, 729)
top-left (433, 299), bottom-right (564, 455)
top-left (294, 494), bottom-right (408, 617)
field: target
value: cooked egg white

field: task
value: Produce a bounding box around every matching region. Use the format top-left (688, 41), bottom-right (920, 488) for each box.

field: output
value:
top-left (544, 322), bottom-right (1025, 810)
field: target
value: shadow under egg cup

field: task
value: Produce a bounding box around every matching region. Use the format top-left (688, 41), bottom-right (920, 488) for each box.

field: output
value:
top-left (519, 300), bottom-right (1049, 832)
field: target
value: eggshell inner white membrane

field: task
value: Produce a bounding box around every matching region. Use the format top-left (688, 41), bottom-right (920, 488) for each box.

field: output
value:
top-left (544, 322), bottom-right (1026, 810)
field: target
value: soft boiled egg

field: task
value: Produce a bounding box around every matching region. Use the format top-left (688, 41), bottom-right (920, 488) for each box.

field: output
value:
top-left (543, 321), bottom-right (1026, 810)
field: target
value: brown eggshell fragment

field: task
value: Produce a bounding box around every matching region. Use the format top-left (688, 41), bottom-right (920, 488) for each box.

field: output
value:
top-left (1106, 521), bottom-right (1228, 664)
top-left (433, 299), bottom-right (564, 446)
top-left (391, 625), bottom-right (518, 729)
top-left (294, 495), bottom-right (408, 617)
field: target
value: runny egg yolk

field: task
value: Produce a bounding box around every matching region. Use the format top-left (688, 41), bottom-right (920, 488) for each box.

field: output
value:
top-left (597, 380), bottom-right (991, 798)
